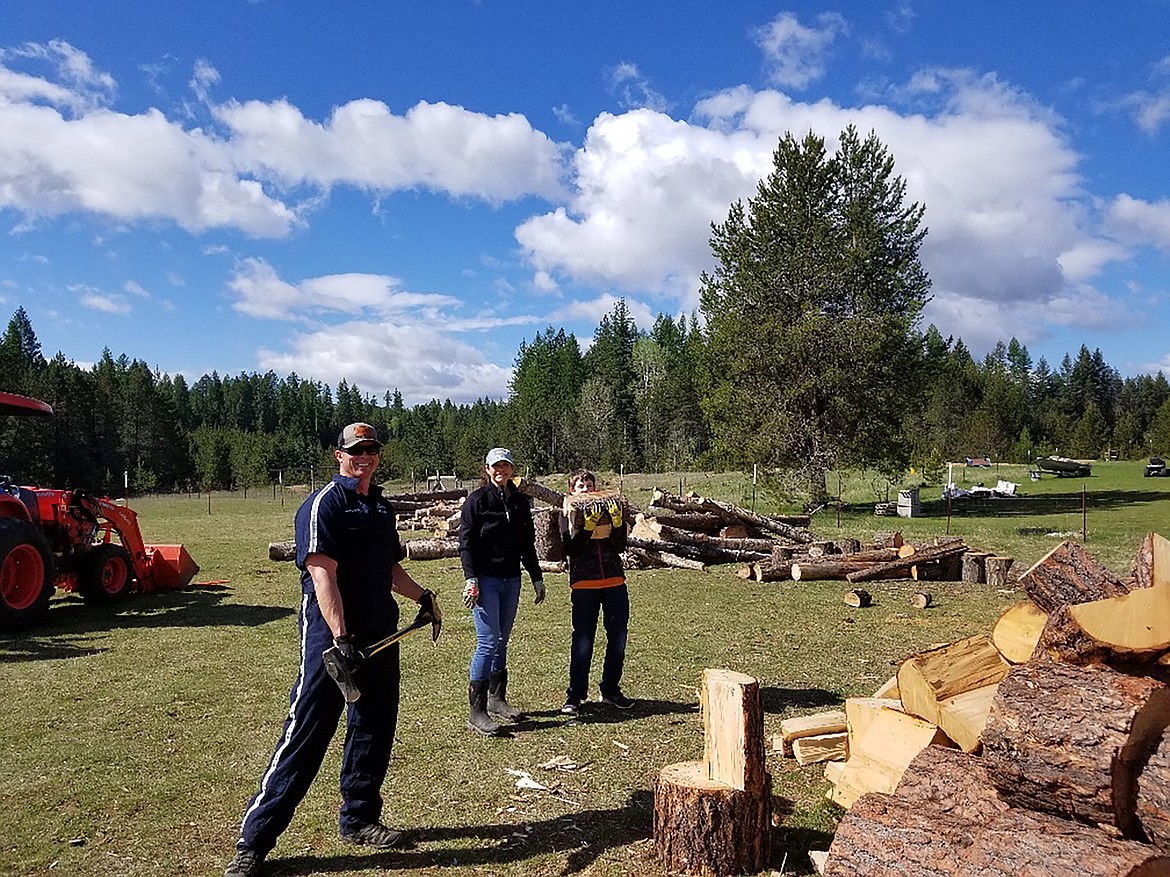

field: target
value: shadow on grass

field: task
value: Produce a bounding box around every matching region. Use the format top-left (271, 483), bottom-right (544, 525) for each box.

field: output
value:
top-left (0, 585), bottom-right (293, 663)
top-left (268, 789), bottom-right (655, 875)
top-left (761, 685), bottom-right (842, 714)
top-left (912, 487), bottom-right (1170, 519)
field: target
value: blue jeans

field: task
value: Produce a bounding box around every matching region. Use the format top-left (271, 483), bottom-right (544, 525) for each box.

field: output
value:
top-left (469, 575), bottom-right (521, 680)
top-left (567, 585), bottom-right (629, 700)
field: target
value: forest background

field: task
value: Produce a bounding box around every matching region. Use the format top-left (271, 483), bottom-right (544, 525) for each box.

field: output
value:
top-left (3, 129), bottom-right (1169, 503)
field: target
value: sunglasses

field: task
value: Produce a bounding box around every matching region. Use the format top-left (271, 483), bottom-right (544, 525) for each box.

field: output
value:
top-left (343, 444), bottom-right (381, 455)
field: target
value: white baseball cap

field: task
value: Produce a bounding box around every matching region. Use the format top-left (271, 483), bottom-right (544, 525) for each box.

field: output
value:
top-left (485, 447), bottom-right (514, 466)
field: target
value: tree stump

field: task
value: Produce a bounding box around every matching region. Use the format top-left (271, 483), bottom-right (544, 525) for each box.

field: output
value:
top-left (984, 556), bottom-right (1014, 588)
top-left (654, 762), bottom-right (772, 875)
top-left (962, 551), bottom-right (989, 584)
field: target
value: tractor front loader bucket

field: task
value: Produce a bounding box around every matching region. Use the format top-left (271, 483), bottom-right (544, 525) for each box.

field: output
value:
top-left (144, 544), bottom-right (199, 591)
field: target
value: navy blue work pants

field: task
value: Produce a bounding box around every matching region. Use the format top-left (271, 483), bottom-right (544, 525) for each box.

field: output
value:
top-left (567, 585), bottom-right (629, 700)
top-left (236, 593), bottom-right (400, 855)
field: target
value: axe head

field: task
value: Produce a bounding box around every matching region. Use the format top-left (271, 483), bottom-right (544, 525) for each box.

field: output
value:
top-left (322, 646), bottom-right (361, 703)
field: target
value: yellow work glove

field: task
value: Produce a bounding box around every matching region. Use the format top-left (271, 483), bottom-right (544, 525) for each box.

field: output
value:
top-left (583, 504), bottom-right (604, 532)
top-left (606, 498), bottom-right (623, 529)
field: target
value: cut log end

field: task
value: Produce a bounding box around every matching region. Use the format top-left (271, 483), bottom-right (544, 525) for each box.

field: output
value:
top-left (844, 589), bottom-right (872, 608)
top-left (910, 591), bottom-right (932, 609)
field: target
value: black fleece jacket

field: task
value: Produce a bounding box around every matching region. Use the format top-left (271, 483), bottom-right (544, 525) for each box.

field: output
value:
top-left (458, 482), bottom-right (542, 581)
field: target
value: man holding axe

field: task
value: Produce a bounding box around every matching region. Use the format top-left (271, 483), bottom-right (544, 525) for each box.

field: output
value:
top-left (226, 423), bottom-right (441, 877)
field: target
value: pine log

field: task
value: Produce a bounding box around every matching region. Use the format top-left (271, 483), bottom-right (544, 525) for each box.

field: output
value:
top-left (962, 551), bottom-right (990, 584)
top-left (892, 744), bottom-right (1009, 823)
top-left (792, 732), bottom-right (848, 765)
top-left (844, 589), bottom-right (872, 608)
top-left (910, 591), bottom-right (933, 609)
top-left (1032, 583), bottom-right (1170, 665)
top-left (635, 515), bottom-right (778, 553)
top-left (531, 506), bottom-right (565, 562)
top-left (701, 668), bottom-right (767, 793)
top-left (508, 476), bottom-right (566, 509)
top-left (984, 556), bottom-right (1014, 588)
top-left (981, 660), bottom-right (1170, 837)
top-left (626, 534), bottom-right (769, 566)
top-left (991, 601), bottom-right (1048, 663)
top-left (1132, 532), bottom-right (1170, 590)
top-left (624, 546), bottom-right (705, 571)
top-left (847, 541), bottom-right (968, 583)
top-left (654, 761), bottom-right (771, 876)
top-left (823, 792), bottom-right (975, 877)
top-left (403, 538), bottom-right (460, 560)
top-left (791, 559), bottom-right (884, 581)
top-left (746, 561), bottom-right (790, 582)
top-left (1138, 731), bottom-right (1170, 848)
top-left (770, 543), bottom-right (796, 565)
top-left (652, 488), bottom-right (815, 542)
top-left (869, 531), bottom-right (905, 550)
top-left (643, 510), bottom-right (728, 532)
top-left (830, 707), bottom-right (953, 809)
top-left (1019, 540), bottom-right (1130, 613)
top-left (955, 806), bottom-right (1170, 877)
top-left (268, 540), bottom-right (296, 562)
top-left (538, 560), bottom-right (566, 574)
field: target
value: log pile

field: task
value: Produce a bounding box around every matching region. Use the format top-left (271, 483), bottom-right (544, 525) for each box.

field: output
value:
top-left (811, 532), bottom-right (1170, 877)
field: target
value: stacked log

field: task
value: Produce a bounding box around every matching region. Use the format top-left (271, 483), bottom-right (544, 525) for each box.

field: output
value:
top-left (815, 532), bottom-right (1170, 877)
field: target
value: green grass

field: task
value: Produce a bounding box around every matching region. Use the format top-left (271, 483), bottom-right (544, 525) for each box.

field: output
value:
top-left (3, 462), bottom-right (1169, 876)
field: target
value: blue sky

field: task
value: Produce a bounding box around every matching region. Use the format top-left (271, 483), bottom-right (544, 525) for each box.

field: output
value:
top-left (2, 1), bottom-right (1169, 404)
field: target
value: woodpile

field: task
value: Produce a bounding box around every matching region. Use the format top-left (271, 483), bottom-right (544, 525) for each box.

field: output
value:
top-left (808, 532), bottom-right (1170, 877)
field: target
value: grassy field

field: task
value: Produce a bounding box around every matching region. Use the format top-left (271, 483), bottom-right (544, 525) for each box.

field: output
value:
top-left (2, 461), bottom-right (1168, 877)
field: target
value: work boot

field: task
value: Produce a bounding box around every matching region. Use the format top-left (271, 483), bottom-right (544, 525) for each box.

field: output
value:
top-left (487, 669), bottom-right (524, 721)
top-left (340, 820), bottom-right (405, 849)
top-left (467, 679), bottom-right (502, 736)
top-left (224, 847), bottom-right (264, 877)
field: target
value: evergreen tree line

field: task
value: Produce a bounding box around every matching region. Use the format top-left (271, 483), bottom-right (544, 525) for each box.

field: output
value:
top-left (3, 302), bottom-right (1169, 496)
top-left (4, 128), bottom-right (1170, 497)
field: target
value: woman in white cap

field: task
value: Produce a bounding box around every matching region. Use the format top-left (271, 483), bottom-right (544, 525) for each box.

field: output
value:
top-left (457, 447), bottom-right (545, 735)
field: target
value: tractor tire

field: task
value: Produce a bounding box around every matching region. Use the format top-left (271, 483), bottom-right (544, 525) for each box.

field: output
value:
top-left (77, 543), bottom-right (136, 605)
top-left (0, 518), bottom-right (55, 631)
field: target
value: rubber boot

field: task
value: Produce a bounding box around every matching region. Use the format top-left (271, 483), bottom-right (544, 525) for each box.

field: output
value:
top-left (487, 669), bottom-right (523, 721)
top-left (467, 679), bottom-right (502, 736)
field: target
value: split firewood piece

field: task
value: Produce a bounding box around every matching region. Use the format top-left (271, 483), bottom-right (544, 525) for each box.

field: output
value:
top-left (982, 660), bottom-right (1170, 838)
top-left (779, 710), bottom-right (847, 756)
top-left (829, 706), bottom-right (953, 809)
top-left (823, 759), bottom-right (847, 787)
top-left (896, 635), bottom-right (1009, 744)
top-left (892, 744), bottom-right (1009, 823)
top-left (824, 792), bottom-right (975, 877)
top-left (1018, 539), bottom-right (1129, 613)
top-left (793, 732), bottom-right (849, 765)
top-left (991, 600), bottom-right (1049, 663)
top-left (563, 488), bottom-right (625, 537)
top-left (1033, 578), bottom-right (1170, 665)
top-left (845, 697), bottom-right (902, 752)
top-left (844, 588), bottom-right (872, 608)
top-left (872, 674), bottom-right (899, 698)
top-left (846, 540), bottom-right (968, 583)
top-left (701, 669), bottom-right (767, 793)
top-left (1132, 532), bottom-right (1170, 590)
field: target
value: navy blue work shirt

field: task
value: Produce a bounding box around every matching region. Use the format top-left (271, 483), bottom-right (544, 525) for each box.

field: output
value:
top-left (294, 474), bottom-right (405, 644)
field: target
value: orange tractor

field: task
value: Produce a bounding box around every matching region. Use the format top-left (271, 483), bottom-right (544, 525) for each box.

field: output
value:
top-left (0, 391), bottom-right (199, 631)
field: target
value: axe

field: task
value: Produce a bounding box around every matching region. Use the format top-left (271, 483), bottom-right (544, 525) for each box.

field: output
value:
top-left (323, 603), bottom-right (442, 703)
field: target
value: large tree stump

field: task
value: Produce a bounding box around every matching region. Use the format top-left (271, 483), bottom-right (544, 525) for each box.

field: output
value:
top-left (961, 551), bottom-right (989, 584)
top-left (654, 762), bottom-right (772, 875)
top-left (1019, 540), bottom-right (1129, 613)
top-left (654, 669), bottom-right (771, 874)
top-left (981, 660), bottom-right (1170, 837)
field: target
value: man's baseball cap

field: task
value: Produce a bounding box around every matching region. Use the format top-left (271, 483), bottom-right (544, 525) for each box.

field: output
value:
top-left (337, 422), bottom-right (383, 450)
top-left (485, 447), bottom-right (514, 466)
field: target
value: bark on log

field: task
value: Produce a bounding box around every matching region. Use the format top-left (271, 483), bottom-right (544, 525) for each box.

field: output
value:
top-left (847, 541), bottom-right (968, 583)
top-left (269, 540), bottom-right (296, 562)
top-left (531, 507), bottom-right (565, 562)
top-left (892, 744), bottom-right (1008, 824)
top-left (652, 489), bottom-right (816, 543)
top-left (1132, 532), bottom-right (1170, 590)
top-left (642, 511), bottom-right (729, 532)
top-left (1019, 540), bottom-right (1129, 613)
top-left (844, 589), bottom-right (872, 608)
top-left (984, 556), bottom-right (1014, 588)
top-left (511, 476), bottom-right (567, 508)
top-left (791, 559), bottom-right (883, 581)
top-left (404, 538), bottom-right (460, 560)
top-left (538, 560), bottom-right (566, 573)
top-left (834, 538), bottom-right (862, 555)
top-left (626, 535), bottom-right (769, 566)
top-left (961, 551), bottom-right (990, 584)
top-left (911, 591), bottom-right (933, 609)
top-left (981, 660), bottom-right (1170, 837)
top-left (654, 761), bottom-right (771, 876)
top-left (1032, 584), bottom-right (1170, 666)
top-left (625, 546), bottom-right (705, 571)
top-left (635, 516), bottom-right (778, 553)
top-left (1138, 731), bottom-right (1170, 848)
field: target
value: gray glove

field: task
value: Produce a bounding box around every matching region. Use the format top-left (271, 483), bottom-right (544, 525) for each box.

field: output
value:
top-left (532, 578), bottom-right (546, 604)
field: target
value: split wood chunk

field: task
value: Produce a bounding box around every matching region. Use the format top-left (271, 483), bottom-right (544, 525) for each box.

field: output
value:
top-left (911, 591), bottom-right (932, 609)
top-left (830, 706), bottom-right (953, 809)
top-left (991, 601), bottom-right (1048, 663)
top-left (654, 761), bottom-right (771, 876)
top-left (872, 674), bottom-right (899, 699)
top-left (701, 669), bottom-right (767, 793)
top-left (793, 732), bottom-right (849, 765)
top-left (896, 635), bottom-right (1009, 747)
top-left (563, 489), bottom-right (625, 537)
top-left (1138, 731), bottom-right (1170, 849)
top-left (823, 759), bottom-right (847, 787)
top-left (1033, 581), bottom-right (1170, 665)
top-left (845, 697), bottom-right (902, 751)
top-left (953, 806), bottom-right (1170, 877)
top-left (809, 849), bottom-right (829, 876)
top-left (780, 709), bottom-right (847, 752)
top-left (824, 792), bottom-right (975, 877)
top-left (844, 588), bottom-right (872, 608)
top-left (1132, 532), bottom-right (1170, 590)
top-left (982, 660), bottom-right (1170, 837)
top-left (1019, 539), bottom-right (1129, 613)
top-left (892, 744), bottom-right (1009, 824)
